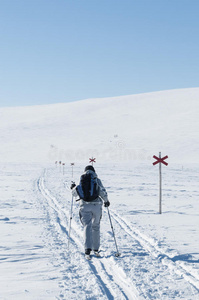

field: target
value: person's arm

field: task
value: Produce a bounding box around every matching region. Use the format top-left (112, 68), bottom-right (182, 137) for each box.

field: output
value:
top-left (70, 182), bottom-right (78, 197)
top-left (98, 179), bottom-right (110, 207)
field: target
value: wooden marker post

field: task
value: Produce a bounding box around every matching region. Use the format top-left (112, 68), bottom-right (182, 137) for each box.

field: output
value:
top-left (71, 163), bottom-right (74, 178)
top-left (159, 152), bottom-right (162, 214)
top-left (153, 152), bottom-right (168, 214)
top-left (62, 163), bottom-right (65, 175)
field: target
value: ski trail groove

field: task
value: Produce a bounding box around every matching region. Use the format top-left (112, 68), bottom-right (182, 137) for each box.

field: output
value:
top-left (38, 174), bottom-right (112, 298)
top-left (37, 170), bottom-right (140, 300)
top-left (110, 209), bottom-right (199, 292)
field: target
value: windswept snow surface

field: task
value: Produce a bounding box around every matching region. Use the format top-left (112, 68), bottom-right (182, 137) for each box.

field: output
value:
top-left (1, 88), bottom-right (199, 299)
top-left (0, 87), bottom-right (199, 164)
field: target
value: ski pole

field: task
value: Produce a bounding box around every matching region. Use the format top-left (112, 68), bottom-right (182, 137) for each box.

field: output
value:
top-left (68, 193), bottom-right (74, 249)
top-left (107, 207), bottom-right (121, 257)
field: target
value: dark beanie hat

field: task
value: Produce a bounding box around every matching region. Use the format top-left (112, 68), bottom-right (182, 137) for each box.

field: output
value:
top-left (85, 165), bottom-right (95, 172)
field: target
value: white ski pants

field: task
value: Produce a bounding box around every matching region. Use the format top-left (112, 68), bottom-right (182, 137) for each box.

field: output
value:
top-left (79, 203), bottom-right (102, 251)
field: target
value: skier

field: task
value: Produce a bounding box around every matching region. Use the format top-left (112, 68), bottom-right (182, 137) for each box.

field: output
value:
top-left (71, 165), bottom-right (110, 259)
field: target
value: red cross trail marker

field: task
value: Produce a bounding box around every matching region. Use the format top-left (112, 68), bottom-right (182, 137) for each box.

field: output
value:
top-left (153, 155), bottom-right (168, 166)
top-left (89, 157), bottom-right (96, 166)
top-left (153, 152), bottom-right (168, 214)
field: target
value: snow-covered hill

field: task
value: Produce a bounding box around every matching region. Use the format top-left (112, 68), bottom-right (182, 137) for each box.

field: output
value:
top-left (1, 88), bottom-right (199, 163)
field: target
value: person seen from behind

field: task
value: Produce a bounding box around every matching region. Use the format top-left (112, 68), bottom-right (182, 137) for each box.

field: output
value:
top-left (71, 165), bottom-right (110, 259)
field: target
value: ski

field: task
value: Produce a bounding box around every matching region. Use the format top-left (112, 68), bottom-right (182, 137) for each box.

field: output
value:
top-left (85, 254), bottom-right (91, 260)
top-left (93, 251), bottom-right (101, 257)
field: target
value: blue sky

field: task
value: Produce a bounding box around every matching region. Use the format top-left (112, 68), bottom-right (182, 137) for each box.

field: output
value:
top-left (0, 0), bottom-right (199, 107)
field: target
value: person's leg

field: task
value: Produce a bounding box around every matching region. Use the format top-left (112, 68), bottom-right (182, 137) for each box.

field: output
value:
top-left (91, 204), bottom-right (102, 251)
top-left (79, 206), bottom-right (92, 252)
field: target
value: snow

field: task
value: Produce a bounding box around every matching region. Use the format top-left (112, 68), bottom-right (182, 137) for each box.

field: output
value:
top-left (0, 88), bottom-right (199, 299)
top-left (1, 87), bottom-right (199, 164)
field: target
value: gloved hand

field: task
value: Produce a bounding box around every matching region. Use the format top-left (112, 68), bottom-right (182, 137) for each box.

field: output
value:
top-left (104, 200), bottom-right (110, 207)
top-left (70, 182), bottom-right (76, 189)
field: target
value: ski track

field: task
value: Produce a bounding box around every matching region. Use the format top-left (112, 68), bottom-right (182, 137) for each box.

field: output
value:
top-left (110, 211), bottom-right (199, 292)
top-left (36, 167), bottom-right (199, 299)
top-left (37, 169), bottom-right (140, 300)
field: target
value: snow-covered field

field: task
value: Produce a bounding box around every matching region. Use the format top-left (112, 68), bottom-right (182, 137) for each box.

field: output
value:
top-left (0, 88), bottom-right (199, 299)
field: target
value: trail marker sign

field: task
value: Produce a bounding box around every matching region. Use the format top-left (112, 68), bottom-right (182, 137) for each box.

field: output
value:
top-left (89, 157), bottom-right (96, 166)
top-left (153, 152), bottom-right (168, 214)
top-left (153, 155), bottom-right (168, 166)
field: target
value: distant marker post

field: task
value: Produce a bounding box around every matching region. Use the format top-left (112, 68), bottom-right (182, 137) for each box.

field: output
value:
top-left (62, 163), bottom-right (65, 175)
top-left (71, 163), bottom-right (74, 178)
top-left (59, 161), bottom-right (62, 172)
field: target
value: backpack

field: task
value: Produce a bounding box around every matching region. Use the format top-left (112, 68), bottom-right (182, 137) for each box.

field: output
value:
top-left (76, 171), bottom-right (99, 202)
